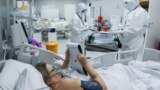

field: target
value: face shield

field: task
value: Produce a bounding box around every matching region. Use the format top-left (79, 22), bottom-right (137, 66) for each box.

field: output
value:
top-left (123, 0), bottom-right (139, 11)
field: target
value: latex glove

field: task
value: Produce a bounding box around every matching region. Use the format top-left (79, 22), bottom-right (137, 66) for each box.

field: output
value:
top-left (27, 37), bottom-right (42, 47)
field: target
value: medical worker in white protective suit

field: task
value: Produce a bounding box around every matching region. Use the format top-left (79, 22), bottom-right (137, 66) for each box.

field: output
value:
top-left (70, 3), bottom-right (91, 44)
top-left (119, 0), bottom-right (149, 59)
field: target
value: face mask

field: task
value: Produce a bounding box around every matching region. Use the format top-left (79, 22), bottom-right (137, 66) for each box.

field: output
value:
top-left (124, 2), bottom-right (133, 11)
top-left (124, 0), bottom-right (139, 11)
top-left (52, 63), bottom-right (62, 74)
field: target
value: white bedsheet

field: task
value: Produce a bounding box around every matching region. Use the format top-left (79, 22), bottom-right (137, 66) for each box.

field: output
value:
top-left (54, 59), bottom-right (160, 90)
top-left (68, 61), bottom-right (160, 90)
top-left (96, 61), bottom-right (160, 90)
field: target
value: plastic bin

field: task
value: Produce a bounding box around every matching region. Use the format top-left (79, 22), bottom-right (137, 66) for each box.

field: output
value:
top-left (45, 41), bottom-right (58, 53)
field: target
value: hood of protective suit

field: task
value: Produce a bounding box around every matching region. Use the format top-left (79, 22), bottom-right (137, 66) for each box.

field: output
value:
top-left (77, 3), bottom-right (87, 13)
top-left (123, 0), bottom-right (139, 11)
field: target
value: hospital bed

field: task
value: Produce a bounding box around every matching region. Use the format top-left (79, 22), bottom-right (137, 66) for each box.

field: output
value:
top-left (0, 43), bottom-right (65, 90)
top-left (85, 26), bottom-right (150, 67)
top-left (14, 42), bottom-right (160, 68)
top-left (0, 43), bottom-right (160, 90)
top-left (52, 21), bottom-right (70, 34)
top-left (15, 42), bottom-right (159, 70)
top-left (16, 43), bottom-right (137, 66)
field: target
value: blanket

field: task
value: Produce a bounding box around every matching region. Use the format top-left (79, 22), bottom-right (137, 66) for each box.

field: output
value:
top-left (96, 61), bottom-right (160, 90)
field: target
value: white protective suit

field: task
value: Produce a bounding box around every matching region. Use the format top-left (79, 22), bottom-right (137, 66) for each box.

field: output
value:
top-left (119, 0), bottom-right (149, 59)
top-left (70, 3), bottom-right (91, 44)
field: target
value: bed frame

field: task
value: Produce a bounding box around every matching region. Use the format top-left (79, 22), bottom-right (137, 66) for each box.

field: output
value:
top-left (17, 43), bottom-right (160, 69)
top-left (88, 47), bottom-right (160, 68)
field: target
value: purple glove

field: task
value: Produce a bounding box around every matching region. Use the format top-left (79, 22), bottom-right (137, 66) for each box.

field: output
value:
top-left (28, 37), bottom-right (42, 48)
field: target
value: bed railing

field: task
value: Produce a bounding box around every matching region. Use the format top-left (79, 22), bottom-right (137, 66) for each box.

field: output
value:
top-left (17, 43), bottom-right (64, 65)
top-left (143, 48), bottom-right (160, 62)
top-left (88, 42), bottom-right (145, 68)
top-left (89, 47), bottom-right (160, 68)
top-left (17, 43), bottom-right (160, 69)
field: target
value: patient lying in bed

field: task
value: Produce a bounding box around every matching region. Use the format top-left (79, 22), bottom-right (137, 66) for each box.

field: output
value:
top-left (36, 50), bottom-right (160, 90)
top-left (35, 49), bottom-right (107, 90)
top-left (1, 51), bottom-right (160, 90)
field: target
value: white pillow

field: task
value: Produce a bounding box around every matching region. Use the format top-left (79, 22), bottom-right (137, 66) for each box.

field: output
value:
top-left (16, 65), bottom-right (49, 90)
top-left (15, 69), bottom-right (28, 90)
top-left (0, 60), bottom-right (29, 90)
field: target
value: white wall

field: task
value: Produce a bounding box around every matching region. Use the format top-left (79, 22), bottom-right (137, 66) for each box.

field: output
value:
top-left (34, 0), bottom-right (85, 18)
top-left (86, 0), bottom-right (124, 20)
top-left (146, 0), bottom-right (160, 49)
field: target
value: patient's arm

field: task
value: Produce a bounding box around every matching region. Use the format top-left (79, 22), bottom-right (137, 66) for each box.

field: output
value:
top-left (61, 49), bottom-right (69, 69)
top-left (77, 53), bottom-right (107, 90)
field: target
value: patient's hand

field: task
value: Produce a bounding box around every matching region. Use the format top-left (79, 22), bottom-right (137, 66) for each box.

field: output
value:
top-left (77, 53), bottom-right (88, 66)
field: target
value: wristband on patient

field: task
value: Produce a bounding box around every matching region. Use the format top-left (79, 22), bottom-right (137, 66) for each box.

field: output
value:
top-left (67, 43), bottom-right (87, 75)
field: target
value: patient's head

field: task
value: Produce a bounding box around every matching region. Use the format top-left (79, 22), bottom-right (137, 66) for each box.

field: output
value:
top-left (35, 62), bottom-right (61, 86)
